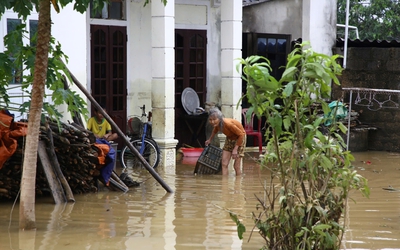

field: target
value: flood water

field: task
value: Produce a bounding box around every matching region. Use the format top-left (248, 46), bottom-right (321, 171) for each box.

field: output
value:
top-left (0, 151), bottom-right (399, 250)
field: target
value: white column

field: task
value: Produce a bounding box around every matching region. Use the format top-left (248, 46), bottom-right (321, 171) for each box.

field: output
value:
top-left (302, 0), bottom-right (336, 55)
top-left (220, 0), bottom-right (243, 172)
top-left (220, 0), bottom-right (242, 121)
top-left (151, 0), bottom-right (178, 172)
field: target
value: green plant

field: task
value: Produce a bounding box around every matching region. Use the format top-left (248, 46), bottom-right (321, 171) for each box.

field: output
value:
top-left (234, 42), bottom-right (370, 249)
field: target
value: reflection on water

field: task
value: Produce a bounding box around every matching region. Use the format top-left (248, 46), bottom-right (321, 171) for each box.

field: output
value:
top-left (342, 151), bottom-right (400, 250)
top-left (0, 151), bottom-right (399, 250)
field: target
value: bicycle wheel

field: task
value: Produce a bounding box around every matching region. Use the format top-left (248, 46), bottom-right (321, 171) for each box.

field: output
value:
top-left (120, 137), bottom-right (160, 169)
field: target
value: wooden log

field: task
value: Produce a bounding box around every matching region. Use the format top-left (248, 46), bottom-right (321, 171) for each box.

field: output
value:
top-left (37, 141), bottom-right (66, 204)
top-left (62, 122), bottom-right (89, 138)
top-left (45, 125), bottom-right (75, 202)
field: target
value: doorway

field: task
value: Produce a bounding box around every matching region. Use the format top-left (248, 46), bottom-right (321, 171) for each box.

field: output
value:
top-left (90, 25), bottom-right (127, 148)
top-left (175, 29), bottom-right (207, 148)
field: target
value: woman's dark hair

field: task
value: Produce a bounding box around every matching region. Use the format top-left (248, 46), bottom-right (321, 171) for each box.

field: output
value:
top-left (208, 107), bottom-right (224, 131)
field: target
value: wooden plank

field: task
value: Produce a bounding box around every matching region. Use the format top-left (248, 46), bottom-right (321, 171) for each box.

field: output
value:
top-left (37, 141), bottom-right (66, 204)
top-left (45, 125), bottom-right (75, 202)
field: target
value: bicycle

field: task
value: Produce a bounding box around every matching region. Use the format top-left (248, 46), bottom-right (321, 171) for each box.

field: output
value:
top-left (120, 105), bottom-right (161, 170)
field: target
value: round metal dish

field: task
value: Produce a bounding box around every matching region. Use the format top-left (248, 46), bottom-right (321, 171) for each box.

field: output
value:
top-left (181, 87), bottom-right (200, 115)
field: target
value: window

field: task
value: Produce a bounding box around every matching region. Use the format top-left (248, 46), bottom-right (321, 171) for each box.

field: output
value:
top-left (243, 33), bottom-right (291, 80)
top-left (5, 18), bottom-right (38, 84)
top-left (7, 18), bottom-right (22, 84)
top-left (29, 19), bottom-right (38, 46)
top-left (256, 35), bottom-right (290, 80)
top-left (242, 33), bottom-right (291, 108)
top-left (90, 0), bottom-right (125, 20)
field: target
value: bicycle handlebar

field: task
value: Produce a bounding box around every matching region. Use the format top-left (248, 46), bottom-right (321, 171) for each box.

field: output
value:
top-left (140, 105), bottom-right (146, 117)
top-left (139, 105), bottom-right (152, 122)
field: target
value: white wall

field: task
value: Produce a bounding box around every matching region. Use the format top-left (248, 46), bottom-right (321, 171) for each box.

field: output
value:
top-left (51, 5), bottom-right (88, 122)
top-left (127, 1), bottom-right (153, 117)
top-left (303, 0), bottom-right (337, 55)
top-left (243, 0), bottom-right (303, 39)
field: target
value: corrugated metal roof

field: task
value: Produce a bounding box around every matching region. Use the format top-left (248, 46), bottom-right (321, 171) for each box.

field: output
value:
top-left (336, 38), bottom-right (400, 48)
top-left (243, 0), bottom-right (272, 7)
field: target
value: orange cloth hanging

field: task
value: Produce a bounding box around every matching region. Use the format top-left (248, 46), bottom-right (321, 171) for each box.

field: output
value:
top-left (0, 110), bottom-right (27, 169)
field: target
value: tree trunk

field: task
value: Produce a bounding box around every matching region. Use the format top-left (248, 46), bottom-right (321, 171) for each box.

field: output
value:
top-left (19, 0), bottom-right (51, 230)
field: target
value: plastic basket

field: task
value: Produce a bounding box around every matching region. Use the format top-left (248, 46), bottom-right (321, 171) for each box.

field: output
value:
top-left (127, 117), bottom-right (142, 136)
top-left (194, 145), bottom-right (222, 174)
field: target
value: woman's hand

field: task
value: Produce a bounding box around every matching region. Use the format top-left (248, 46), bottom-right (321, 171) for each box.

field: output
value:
top-left (232, 148), bottom-right (238, 159)
top-left (205, 139), bottom-right (211, 146)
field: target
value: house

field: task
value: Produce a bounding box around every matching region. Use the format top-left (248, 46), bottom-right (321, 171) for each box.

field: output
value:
top-left (0, 0), bottom-right (337, 169)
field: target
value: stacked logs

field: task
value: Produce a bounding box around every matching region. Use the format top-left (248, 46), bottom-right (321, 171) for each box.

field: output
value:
top-left (40, 121), bottom-right (101, 194)
top-left (0, 120), bottom-right (104, 201)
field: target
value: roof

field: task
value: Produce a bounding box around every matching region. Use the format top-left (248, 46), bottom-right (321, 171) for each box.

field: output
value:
top-left (243, 0), bottom-right (272, 7)
top-left (336, 38), bottom-right (400, 48)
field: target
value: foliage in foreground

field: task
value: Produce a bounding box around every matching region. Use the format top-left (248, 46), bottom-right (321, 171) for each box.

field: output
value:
top-left (234, 42), bottom-right (370, 249)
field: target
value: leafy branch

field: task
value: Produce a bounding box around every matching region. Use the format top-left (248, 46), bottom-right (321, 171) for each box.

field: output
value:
top-left (235, 42), bottom-right (370, 249)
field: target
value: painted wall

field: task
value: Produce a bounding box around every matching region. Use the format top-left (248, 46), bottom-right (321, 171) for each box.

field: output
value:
top-left (243, 0), bottom-right (337, 55)
top-left (243, 0), bottom-right (302, 40)
top-left (303, 0), bottom-right (337, 56)
top-left (51, 5), bottom-right (88, 123)
top-left (127, 1), bottom-right (153, 117)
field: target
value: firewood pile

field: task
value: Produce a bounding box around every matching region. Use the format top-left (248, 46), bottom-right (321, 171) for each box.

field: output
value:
top-left (0, 120), bottom-right (106, 201)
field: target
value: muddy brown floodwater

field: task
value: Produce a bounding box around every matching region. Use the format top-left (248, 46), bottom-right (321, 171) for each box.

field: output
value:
top-left (0, 151), bottom-right (399, 250)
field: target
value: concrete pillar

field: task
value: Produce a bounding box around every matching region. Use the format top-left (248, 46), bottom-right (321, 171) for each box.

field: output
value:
top-left (302, 0), bottom-right (336, 55)
top-left (220, 0), bottom-right (243, 172)
top-left (151, 0), bottom-right (178, 173)
top-left (220, 0), bottom-right (242, 121)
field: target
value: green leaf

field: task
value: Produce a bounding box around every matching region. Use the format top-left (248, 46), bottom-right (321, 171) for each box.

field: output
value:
top-left (269, 114), bottom-right (282, 137)
top-left (280, 67), bottom-right (298, 82)
top-left (304, 131), bottom-right (314, 149)
top-left (286, 54), bottom-right (302, 68)
top-left (338, 122), bottom-right (347, 134)
top-left (282, 81), bottom-right (295, 97)
top-left (229, 213), bottom-right (246, 240)
top-left (321, 101), bottom-right (330, 114)
top-left (283, 115), bottom-right (291, 131)
top-left (313, 223), bottom-right (331, 231)
top-left (320, 155), bottom-right (332, 169)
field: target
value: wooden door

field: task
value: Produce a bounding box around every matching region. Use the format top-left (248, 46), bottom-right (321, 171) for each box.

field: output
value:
top-left (175, 29), bottom-right (207, 147)
top-left (90, 25), bottom-right (127, 148)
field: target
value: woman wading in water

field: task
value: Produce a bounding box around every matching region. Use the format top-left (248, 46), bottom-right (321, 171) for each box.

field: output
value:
top-left (205, 108), bottom-right (246, 176)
